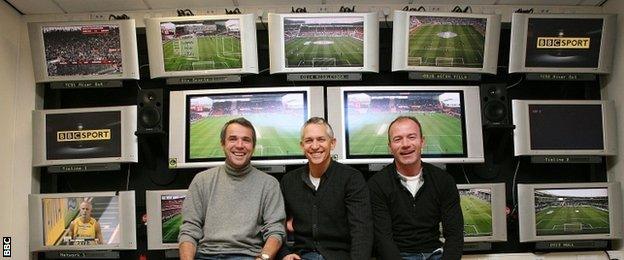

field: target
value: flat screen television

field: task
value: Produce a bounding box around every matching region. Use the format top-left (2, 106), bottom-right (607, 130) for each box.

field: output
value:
top-left (392, 11), bottom-right (501, 74)
top-left (268, 12), bottom-right (379, 74)
top-left (457, 183), bottom-right (507, 243)
top-left (28, 191), bottom-right (137, 251)
top-left (326, 86), bottom-right (484, 164)
top-left (509, 13), bottom-right (616, 74)
top-left (32, 105), bottom-right (138, 167)
top-left (145, 14), bottom-right (258, 78)
top-left (517, 182), bottom-right (623, 242)
top-left (28, 19), bottom-right (140, 83)
top-left (146, 190), bottom-right (187, 250)
top-left (512, 100), bottom-right (617, 156)
top-left (169, 87), bottom-right (325, 169)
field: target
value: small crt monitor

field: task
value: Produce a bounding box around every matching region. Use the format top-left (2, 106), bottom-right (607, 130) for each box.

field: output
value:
top-left (146, 190), bottom-right (187, 250)
top-left (169, 87), bottom-right (325, 169)
top-left (268, 12), bottom-right (379, 74)
top-left (28, 191), bottom-right (137, 251)
top-left (512, 100), bottom-right (617, 156)
top-left (326, 86), bottom-right (484, 164)
top-left (517, 182), bottom-right (623, 243)
top-left (509, 13), bottom-right (616, 74)
top-left (457, 183), bottom-right (507, 243)
top-left (28, 19), bottom-right (140, 83)
top-left (145, 14), bottom-right (258, 78)
top-left (392, 11), bottom-right (501, 74)
top-left (32, 105), bottom-right (138, 167)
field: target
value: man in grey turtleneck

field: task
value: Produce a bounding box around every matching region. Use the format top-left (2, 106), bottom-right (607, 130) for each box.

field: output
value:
top-left (178, 117), bottom-right (286, 260)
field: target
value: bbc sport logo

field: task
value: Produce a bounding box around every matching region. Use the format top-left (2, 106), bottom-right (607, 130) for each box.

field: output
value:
top-left (2, 237), bottom-right (10, 257)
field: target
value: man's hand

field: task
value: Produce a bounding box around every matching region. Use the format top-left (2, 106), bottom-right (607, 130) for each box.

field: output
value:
top-left (282, 253), bottom-right (301, 260)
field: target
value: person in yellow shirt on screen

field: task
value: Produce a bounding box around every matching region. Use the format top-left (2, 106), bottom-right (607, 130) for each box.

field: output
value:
top-left (67, 200), bottom-right (104, 245)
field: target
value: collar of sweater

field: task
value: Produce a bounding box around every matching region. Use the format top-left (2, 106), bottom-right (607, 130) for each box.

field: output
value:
top-left (224, 162), bottom-right (252, 178)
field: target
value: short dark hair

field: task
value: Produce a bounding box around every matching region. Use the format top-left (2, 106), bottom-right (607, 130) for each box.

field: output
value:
top-left (220, 117), bottom-right (257, 148)
top-left (387, 116), bottom-right (423, 142)
top-left (301, 117), bottom-right (334, 140)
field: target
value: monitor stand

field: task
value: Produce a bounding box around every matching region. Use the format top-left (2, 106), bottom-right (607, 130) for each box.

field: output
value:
top-left (165, 249), bottom-right (179, 259)
top-left (47, 163), bottom-right (121, 173)
top-left (44, 251), bottom-right (119, 259)
top-left (535, 240), bottom-right (608, 250)
top-left (463, 242), bottom-right (492, 251)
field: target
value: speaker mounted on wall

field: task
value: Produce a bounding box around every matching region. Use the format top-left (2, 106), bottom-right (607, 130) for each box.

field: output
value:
top-left (136, 88), bottom-right (164, 135)
top-left (480, 83), bottom-right (511, 128)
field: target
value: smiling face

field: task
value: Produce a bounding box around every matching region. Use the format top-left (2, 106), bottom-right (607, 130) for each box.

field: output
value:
top-left (221, 123), bottom-right (255, 169)
top-left (301, 123), bottom-right (336, 168)
top-left (388, 118), bottom-right (425, 175)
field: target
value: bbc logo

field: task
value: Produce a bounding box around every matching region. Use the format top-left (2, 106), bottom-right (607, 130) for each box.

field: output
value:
top-left (2, 237), bottom-right (10, 257)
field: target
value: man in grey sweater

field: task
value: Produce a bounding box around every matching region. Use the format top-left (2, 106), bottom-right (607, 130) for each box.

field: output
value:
top-left (178, 118), bottom-right (286, 260)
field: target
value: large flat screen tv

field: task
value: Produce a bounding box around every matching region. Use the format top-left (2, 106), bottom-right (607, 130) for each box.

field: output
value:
top-left (28, 19), bottom-right (140, 83)
top-left (29, 191), bottom-right (136, 251)
top-left (517, 182), bottom-right (623, 242)
top-left (268, 12), bottom-right (379, 74)
top-left (392, 11), bottom-right (501, 74)
top-left (145, 14), bottom-right (258, 78)
top-left (146, 189), bottom-right (187, 250)
top-left (169, 87), bottom-right (325, 169)
top-left (326, 86), bottom-right (484, 164)
top-left (512, 100), bottom-right (617, 156)
top-left (32, 105), bottom-right (138, 167)
top-left (458, 183), bottom-right (507, 243)
top-left (509, 13), bottom-right (616, 74)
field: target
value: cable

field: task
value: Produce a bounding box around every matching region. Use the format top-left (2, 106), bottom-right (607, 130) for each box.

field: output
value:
top-left (461, 165), bottom-right (470, 184)
top-left (506, 76), bottom-right (524, 90)
top-left (510, 159), bottom-right (521, 214)
top-left (125, 165), bottom-right (131, 191)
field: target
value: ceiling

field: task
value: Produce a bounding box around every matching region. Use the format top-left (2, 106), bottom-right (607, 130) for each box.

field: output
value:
top-left (5, 0), bottom-right (608, 15)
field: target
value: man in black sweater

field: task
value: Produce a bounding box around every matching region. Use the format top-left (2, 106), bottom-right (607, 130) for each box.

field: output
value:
top-left (279, 117), bottom-right (373, 260)
top-left (368, 116), bottom-right (463, 260)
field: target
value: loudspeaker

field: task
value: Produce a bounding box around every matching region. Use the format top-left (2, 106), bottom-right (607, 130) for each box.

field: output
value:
top-left (137, 89), bottom-right (163, 134)
top-left (480, 84), bottom-right (509, 126)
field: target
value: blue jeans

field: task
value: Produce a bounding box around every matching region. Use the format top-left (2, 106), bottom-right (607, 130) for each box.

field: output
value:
top-left (400, 249), bottom-right (443, 260)
top-left (195, 253), bottom-right (255, 260)
top-left (300, 251), bottom-right (325, 260)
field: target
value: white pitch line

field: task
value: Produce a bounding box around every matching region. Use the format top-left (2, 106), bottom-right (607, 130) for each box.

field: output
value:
top-left (376, 123), bottom-right (387, 136)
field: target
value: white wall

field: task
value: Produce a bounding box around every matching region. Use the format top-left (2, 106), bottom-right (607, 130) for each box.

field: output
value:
top-left (603, 0), bottom-right (624, 251)
top-left (0, 1), bottom-right (39, 259)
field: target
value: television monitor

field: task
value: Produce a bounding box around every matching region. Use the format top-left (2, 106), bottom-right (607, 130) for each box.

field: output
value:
top-left (32, 105), bottom-right (139, 167)
top-left (392, 11), bottom-right (501, 74)
top-left (517, 182), bottom-right (623, 242)
top-left (326, 86), bottom-right (484, 164)
top-left (457, 183), bottom-right (507, 243)
top-left (145, 14), bottom-right (258, 78)
top-left (28, 191), bottom-right (137, 251)
top-left (268, 12), bottom-right (379, 74)
top-left (512, 100), bottom-right (617, 156)
top-left (169, 87), bottom-right (325, 169)
top-left (28, 19), bottom-right (140, 83)
top-left (509, 13), bottom-right (616, 74)
top-left (146, 190), bottom-right (187, 250)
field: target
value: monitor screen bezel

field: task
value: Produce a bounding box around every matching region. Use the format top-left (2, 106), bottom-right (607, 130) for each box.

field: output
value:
top-left (28, 19), bottom-right (140, 83)
top-left (146, 189), bottom-right (187, 250)
top-left (457, 183), bottom-right (507, 243)
top-left (391, 11), bottom-right (501, 74)
top-left (168, 86), bottom-right (325, 169)
top-left (517, 182), bottom-right (623, 242)
top-left (145, 14), bottom-right (259, 79)
top-left (32, 105), bottom-right (139, 167)
top-left (326, 86), bottom-right (484, 164)
top-left (508, 13), bottom-right (616, 74)
top-left (28, 191), bottom-right (137, 251)
top-left (512, 99), bottom-right (617, 156)
top-left (268, 12), bottom-right (379, 74)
